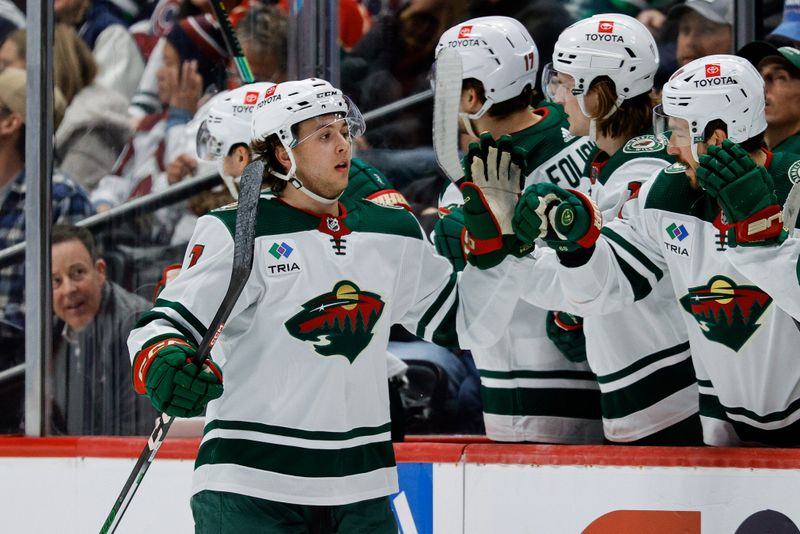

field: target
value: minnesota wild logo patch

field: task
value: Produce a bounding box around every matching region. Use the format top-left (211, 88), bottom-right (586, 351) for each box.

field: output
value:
top-left (679, 275), bottom-right (772, 351)
top-left (285, 281), bottom-right (385, 362)
top-left (623, 135), bottom-right (664, 154)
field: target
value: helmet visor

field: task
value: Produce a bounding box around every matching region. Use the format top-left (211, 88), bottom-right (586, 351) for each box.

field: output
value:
top-left (541, 63), bottom-right (576, 102)
top-left (653, 104), bottom-right (693, 148)
top-left (295, 95), bottom-right (366, 146)
top-left (196, 120), bottom-right (226, 161)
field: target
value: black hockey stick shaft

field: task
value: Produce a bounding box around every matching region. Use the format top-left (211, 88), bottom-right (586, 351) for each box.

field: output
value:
top-left (208, 0), bottom-right (254, 83)
top-left (99, 160), bottom-right (264, 534)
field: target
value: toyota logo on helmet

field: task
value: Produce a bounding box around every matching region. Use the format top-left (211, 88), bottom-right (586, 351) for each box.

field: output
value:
top-left (705, 64), bottom-right (721, 77)
top-left (458, 25), bottom-right (473, 38)
top-left (598, 21), bottom-right (614, 33)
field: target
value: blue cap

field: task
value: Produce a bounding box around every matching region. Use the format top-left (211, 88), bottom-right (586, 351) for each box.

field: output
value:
top-left (770, 0), bottom-right (800, 42)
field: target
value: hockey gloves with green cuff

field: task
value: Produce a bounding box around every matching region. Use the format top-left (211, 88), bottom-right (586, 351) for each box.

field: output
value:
top-left (133, 338), bottom-right (223, 418)
top-left (696, 139), bottom-right (784, 247)
top-left (513, 183), bottom-right (602, 254)
top-left (545, 311), bottom-right (587, 363)
top-left (433, 207), bottom-right (467, 272)
top-left (460, 133), bottom-right (533, 269)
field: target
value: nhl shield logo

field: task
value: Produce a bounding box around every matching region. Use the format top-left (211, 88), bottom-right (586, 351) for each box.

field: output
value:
top-left (326, 216), bottom-right (340, 232)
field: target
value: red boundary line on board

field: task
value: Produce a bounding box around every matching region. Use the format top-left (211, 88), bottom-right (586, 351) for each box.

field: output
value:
top-left (1, 437), bottom-right (800, 469)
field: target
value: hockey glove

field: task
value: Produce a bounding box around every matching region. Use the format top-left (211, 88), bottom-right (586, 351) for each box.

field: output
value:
top-left (513, 183), bottom-right (602, 253)
top-left (460, 133), bottom-right (533, 269)
top-left (433, 207), bottom-right (467, 272)
top-left (132, 338), bottom-right (223, 418)
top-left (545, 311), bottom-right (587, 363)
top-left (696, 139), bottom-right (784, 247)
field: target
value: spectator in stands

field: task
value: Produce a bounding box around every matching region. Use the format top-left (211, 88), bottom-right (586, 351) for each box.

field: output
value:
top-left (91, 14), bottom-right (228, 244)
top-left (50, 224), bottom-right (157, 435)
top-left (667, 0), bottom-right (732, 67)
top-left (55, 0), bottom-right (145, 101)
top-left (738, 41), bottom-right (800, 153)
top-left (767, 0), bottom-right (800, 47)
top-left (0, 67), bottom-right (92, 433)
top-left (234, 3), bottom-right (288, 85)
top-left (2, 24), bottom-right (132, 191)
top-left (0, 0), bottom-right (24, 44)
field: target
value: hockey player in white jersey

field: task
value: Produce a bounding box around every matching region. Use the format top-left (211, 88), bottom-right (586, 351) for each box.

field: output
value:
top-left (519, 13), bottom-right (701, 445)
top-left (127, 78), bottom-right (531, 532)
top-left (431, 16), bottom-right (603, 444)
top-left (514, 54), bottom-right (800, 447)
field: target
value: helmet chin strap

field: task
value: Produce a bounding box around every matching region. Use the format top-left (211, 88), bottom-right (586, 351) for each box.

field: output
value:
top-left (217, 160), bottom-right (239, 200)
top-left (459, 99), bottom-right (492, 141)
top-left (272, 147), bottom-right (341, 205)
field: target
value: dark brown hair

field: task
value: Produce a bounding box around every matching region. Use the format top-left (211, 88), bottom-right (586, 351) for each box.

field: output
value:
top-left (590, 77), bottom-right (657, 140)
top-left (250, 133), bottom-right (292, 194)
top-left (703, 119), bottom-right (765, 153)
top-left (462, 78), bottom-right (535, 119)
top-left (52, 224), bottom-right (98, 261)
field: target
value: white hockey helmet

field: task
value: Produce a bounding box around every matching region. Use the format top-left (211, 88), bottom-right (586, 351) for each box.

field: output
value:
top-left (196, 82), bottom-right (276, 161)
top-left (434, 16), bottom-right (538, 122)
top-left (250, 78), bottom-right (365, 203)
top-left (545, 13), bottom-right (658, 116)
top-left (654, 54), bottom-right (766, 162)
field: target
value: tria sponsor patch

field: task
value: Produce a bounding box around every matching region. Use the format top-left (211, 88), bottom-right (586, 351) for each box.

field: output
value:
top-left (663, 220), bottom-right (693, 257)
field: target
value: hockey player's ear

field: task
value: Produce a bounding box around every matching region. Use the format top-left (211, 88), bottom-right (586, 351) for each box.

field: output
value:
top-left (707, 128), bottom-right (728, 148)
top-left (460, 86), bottom-right (481, 114)
top-left (275, 144), bottom-right (291, 172)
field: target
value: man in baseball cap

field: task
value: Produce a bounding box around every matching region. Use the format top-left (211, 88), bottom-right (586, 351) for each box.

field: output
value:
top-left (738, 40), bottom-right (800, 152)
top-left (668, 0), bottom-right (733, 66)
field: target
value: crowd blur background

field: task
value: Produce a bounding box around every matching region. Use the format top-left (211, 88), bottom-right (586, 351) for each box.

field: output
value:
top-left (0, 0), bottom-right (794, 439)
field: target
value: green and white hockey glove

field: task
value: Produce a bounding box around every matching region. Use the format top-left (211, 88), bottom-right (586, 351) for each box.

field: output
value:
top-left (513, 183), bottom-right (602, 253)
top-left (697, 139), bottom-right (784, 247)
top-left (132, 338), bottom-right (223, 418)
top-left (433, 206), bottom-right (467, 272)
top-left (460, 133), bottom-right (533, 269)
top-left (545, 311), bottom-right (587, 363)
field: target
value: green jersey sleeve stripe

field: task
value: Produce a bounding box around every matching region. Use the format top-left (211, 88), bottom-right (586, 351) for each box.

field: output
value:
top-left (596, 341), bottom-right (690, 384)
top-left (610, 246), bottom-right (655, 302)
top-left (134, 311), bottom-right (200, 348)
top-left (415, 272), bottom-right (457, 339)
top-left (429, 294), bottom-right (460, 349)
top-left (480, 369), bottom-right (598, 381)
top-left (196, 437), bottom-right (396, 478)
top-left (203, 419), bottom-right (392, 441)
top-left (600, 357), bottom-right (697, 419)
top-left (602, 226), bottom-right (663, 280)
top-left (480, 385), bottom-right (601, 419)
top-left (154, 298), bottom-right (208, 338)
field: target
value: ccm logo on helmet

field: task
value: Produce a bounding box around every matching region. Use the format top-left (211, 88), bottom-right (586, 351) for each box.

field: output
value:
top-left (705, 64), bottom-right (721, 77)
top-left (598, 20), bottom-right (614, 33)
top-left (244, 91), bottom-right (259, 105)
top-left (458, 25), bottom-right (473, 38)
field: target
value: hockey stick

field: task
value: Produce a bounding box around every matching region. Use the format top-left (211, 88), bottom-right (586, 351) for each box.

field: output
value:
top-left (433, 47), bottom-right (464, 183)
top-left (208, 0), bottom-right (254, 84)
top-left (99, 160), bottom-right (264, 534)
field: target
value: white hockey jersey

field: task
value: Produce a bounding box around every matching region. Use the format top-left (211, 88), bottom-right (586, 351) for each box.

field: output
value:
top-left (555, 151), bottom-right (800, 446)
top-left (128, 194), bottom-right (529, 505)
top-left (522, 133), bottom-right (699, 443)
